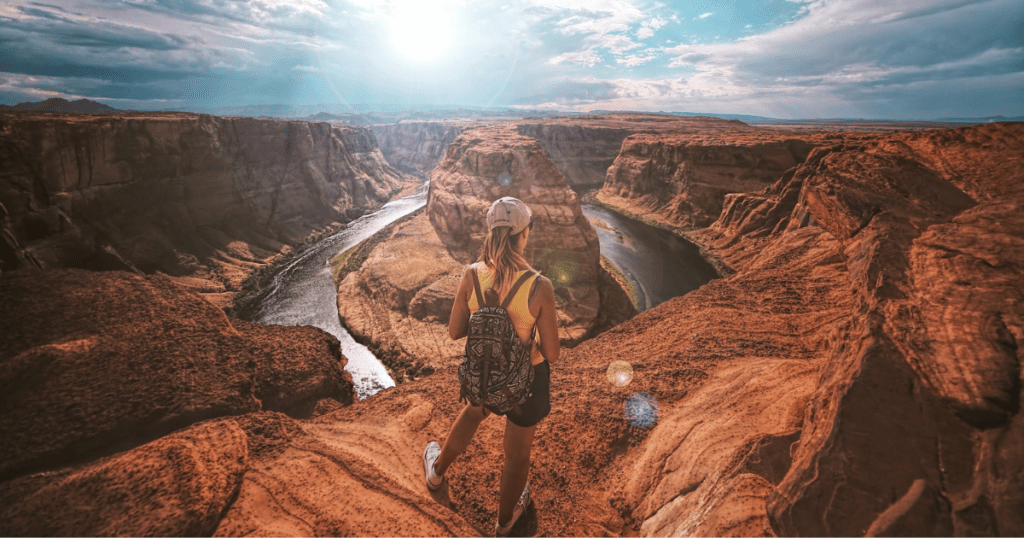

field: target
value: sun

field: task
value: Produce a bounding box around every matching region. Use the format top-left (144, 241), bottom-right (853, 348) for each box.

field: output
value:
top-left (391, 4), bottom-right (453, 62)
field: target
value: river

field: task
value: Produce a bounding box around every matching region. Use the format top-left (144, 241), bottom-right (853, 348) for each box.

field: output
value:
top-left (244, 183), bottom-right (428, 399)
top-left (245, 184), bottom-right (718, 399)
top-left (580, 204), bottom-right (720, 311)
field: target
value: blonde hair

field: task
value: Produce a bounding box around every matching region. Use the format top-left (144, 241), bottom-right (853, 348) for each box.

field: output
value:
top-left (479, 226), bottom-right (529, 292)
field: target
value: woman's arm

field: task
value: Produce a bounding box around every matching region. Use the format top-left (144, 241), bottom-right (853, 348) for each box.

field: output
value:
top-left (531, 276), bottom-right (560, 364)
top-left (448, 267), bottom-right (473, 340)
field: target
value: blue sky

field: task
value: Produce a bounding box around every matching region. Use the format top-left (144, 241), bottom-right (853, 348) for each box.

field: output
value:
top-left (1, 0), bottom-right (1021, 119)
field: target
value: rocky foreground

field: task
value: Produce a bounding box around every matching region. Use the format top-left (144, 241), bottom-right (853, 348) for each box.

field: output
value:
top-left (0, 116), bottom-right (1021, 536)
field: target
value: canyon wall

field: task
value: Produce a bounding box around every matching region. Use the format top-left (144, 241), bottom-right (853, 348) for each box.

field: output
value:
top-left (370, 122), bottom-right (465, 176)
top-left (0, 112), bottom-right (415, 301)
top-left (515, 122), bottom-right (632, 186)
top-left (599, 132), bottom-right (816, 228)
top-left (517, 114), bottom-right (769, 188)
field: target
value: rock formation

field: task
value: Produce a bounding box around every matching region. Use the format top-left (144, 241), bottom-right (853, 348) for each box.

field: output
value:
top-left (517, 114), bottom-right (767, 188)
top-left (0, 268), bottom-right (477, 536)
top-left (335, 213), bottom-right (466, 380)
top-left (0, 111), bottom-right (415, 305)
top-left (426, 125), bottom-right (604, 344)
top-left (0, 268), bottom-right (355, 483)
top-left (608, 121), bottom-right (1024, 536)
top-left (601, 133), bottom-right (816, 227)
top-left (371, 122), bottom-right (465, 176)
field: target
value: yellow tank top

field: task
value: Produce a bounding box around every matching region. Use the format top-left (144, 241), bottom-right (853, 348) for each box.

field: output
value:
top-left (467, 262), bottom-right (543, 365)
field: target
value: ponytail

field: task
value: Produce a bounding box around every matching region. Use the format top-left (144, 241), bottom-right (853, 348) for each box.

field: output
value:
top-left (479, 226), bottom-right (529, 292)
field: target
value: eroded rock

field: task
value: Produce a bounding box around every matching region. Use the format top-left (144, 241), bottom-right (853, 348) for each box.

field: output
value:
top-left (0, 418), bottom-right (247, 537)
top-left (0, 112), bottom-right (415, 293)
top-left (0, 268), bottom-right (354, 482)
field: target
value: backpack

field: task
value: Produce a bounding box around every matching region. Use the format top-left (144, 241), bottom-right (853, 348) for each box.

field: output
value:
top-left (458, 268), bottom-right (538, 414)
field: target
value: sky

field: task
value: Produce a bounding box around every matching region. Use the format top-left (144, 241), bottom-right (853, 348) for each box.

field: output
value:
top-left (0, 0), bottom-right (1022, 119)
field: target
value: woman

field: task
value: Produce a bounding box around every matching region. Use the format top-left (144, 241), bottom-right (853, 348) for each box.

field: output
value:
top-left (423, 196), bottom-right (560, 536)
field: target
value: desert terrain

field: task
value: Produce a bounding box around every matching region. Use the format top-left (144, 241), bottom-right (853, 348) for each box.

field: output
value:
top-left (1, 110), bottom-right (1021, 536)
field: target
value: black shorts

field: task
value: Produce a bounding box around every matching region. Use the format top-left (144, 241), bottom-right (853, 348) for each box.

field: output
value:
top-left (485, 361), bottom-right (551, 428)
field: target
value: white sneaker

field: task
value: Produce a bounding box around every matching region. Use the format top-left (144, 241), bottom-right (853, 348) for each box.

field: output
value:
top-left (495, 480), bottom-right (530, 537)
top-left (423, 441), bottom-right (444, 491)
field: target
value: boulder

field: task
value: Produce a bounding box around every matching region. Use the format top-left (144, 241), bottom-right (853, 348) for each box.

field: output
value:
top-left (0, 268), bottom-right (354, 482)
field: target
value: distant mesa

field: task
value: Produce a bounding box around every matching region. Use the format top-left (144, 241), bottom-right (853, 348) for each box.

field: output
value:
top-left (2, 97), bottom-right (121, 114)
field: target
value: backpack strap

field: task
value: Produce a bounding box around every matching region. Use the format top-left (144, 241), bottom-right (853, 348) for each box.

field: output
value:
top-left (528, 275), bottom-right (540, 304)
top-left (470, 267), bottom-right (485, 308)
top-left (500, 271), bottom-right (536, 310)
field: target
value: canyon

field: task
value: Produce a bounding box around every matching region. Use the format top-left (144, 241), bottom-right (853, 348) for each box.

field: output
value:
top-left (0, 111), bottom-right (1022, 537)
top-left (0, 111), bottom-right (416, 308)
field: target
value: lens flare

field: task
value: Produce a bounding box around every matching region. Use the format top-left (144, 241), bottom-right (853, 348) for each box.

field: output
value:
top-left (606, 360), bottom-right (634, 387)
top-left (537, 252), bottom-right (581, 289)
top-left (624, 392), bottom-right (659, 428)
top-left (498, 171), bottom-right (513, 186)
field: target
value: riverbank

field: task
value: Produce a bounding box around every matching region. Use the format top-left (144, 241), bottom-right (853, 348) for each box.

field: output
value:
top-left (580, 188), bottom-right (735, 278)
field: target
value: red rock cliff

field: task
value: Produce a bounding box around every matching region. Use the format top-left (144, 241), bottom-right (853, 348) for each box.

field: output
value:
top-left (0, 112), bottom-right (414, 293)
top-left (517, 114), bottom-right (769, 188)
top-left (600, 131), bottom-right (815, 227)
top-left (370, 121), bottom-right (465, 176)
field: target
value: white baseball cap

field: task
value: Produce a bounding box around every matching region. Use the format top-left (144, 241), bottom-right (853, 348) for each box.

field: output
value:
top-left (486, 197), bottom-right (532, 235)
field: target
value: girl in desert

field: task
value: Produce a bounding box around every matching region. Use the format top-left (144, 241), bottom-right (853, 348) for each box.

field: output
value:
top-left (422, 196), bottom-right (561, 536)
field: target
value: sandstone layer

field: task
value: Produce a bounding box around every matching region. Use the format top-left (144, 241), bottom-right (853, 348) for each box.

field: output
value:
top-left (680, 121), bottom-right (1024, 536)
top-left (600, 133), bottom-right (815, 227)
top-left (426, 125), bottom-right (604, 344)
top-left (371, 122), bottom-right (466, 176)
top-left (0, 112), bottom-right (415, 303)
top-left (517, 114), bottom-right (770, 187)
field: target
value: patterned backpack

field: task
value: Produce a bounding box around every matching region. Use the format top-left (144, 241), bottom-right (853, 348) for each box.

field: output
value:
top-left (458, 268), bottom-right (537, 414)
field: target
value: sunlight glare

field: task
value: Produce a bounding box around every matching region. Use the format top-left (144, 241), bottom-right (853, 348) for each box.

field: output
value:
top-left (391, 3), bottom-right (453, 62)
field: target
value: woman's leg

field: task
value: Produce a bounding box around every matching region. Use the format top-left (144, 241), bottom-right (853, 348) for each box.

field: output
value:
top-left (434, 404), bottom-right (488, 475)
top-left (497, 419), bottom-right (537, 526)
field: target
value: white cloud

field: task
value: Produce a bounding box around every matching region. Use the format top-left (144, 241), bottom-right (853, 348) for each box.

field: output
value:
top-left (696, 12), bottom-right (713, 20)
top-left (616, 53), bottom-right (655, 66)
top-left (636, 16), bottom-right (665, 39)
top-left (548, 48), bottom-right (601, 66)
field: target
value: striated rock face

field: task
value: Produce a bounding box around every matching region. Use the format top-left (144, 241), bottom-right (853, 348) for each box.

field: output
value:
top-left (426, 125), bottom-right (603, 344)
top-left (517, 114), bottom-right (770, 188)
top-left (670, 121), bottom-right (1024, 537)
top-left (0, 112), bottom-right (414, 296)
top-left (600, 132), bottom-right (815, 228)
top-left (516, 122), bottom-right (633, 186)
top-left (0, 268), bottom-right (355, 484)
top-left (371, 122), bottom-right (465, 176)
